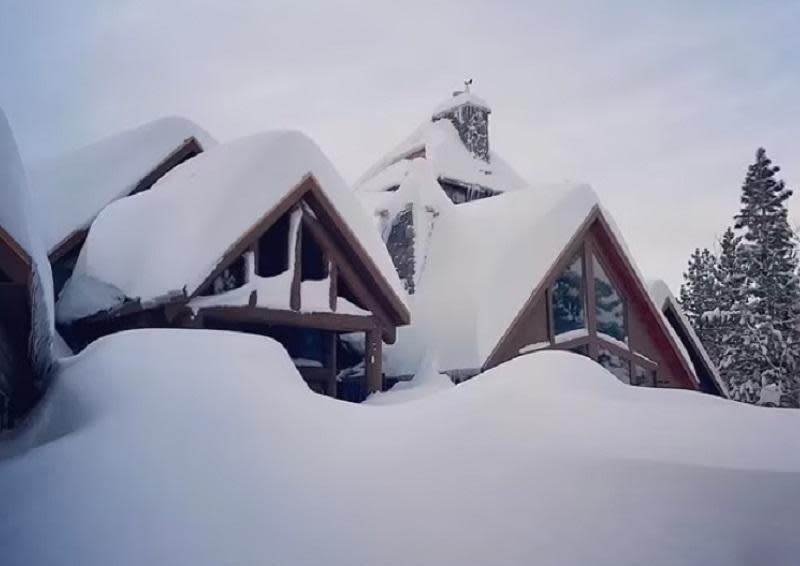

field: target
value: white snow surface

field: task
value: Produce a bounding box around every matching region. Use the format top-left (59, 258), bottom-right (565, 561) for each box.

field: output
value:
top-left (385, 182), bottom-right (599, 374)
top-left (64, 130), bottom-right (407, 318)
top-left (28, 116), bottom-right (216, 254)
top-left (364, 356), bottom-right (454, 406)
top-left (1, 330), bottom-right (800, 565)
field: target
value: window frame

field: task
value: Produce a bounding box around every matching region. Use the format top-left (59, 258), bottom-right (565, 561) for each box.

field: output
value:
top-left (547, 237), bottom-right (657, 386)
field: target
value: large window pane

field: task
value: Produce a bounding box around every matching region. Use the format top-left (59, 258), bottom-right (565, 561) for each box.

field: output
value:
top-left (598, 348), bottom-right (630, 384)
top-left (551, 254), bottom-right (586, 336)
top-left (593, 254), bottom-right (626, 343)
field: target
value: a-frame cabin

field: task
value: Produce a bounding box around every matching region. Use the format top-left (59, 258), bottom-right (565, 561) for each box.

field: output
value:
top-left (484, 206), bottom-right (699, 389)
top-left (58, 132), bottom-right (409, 399)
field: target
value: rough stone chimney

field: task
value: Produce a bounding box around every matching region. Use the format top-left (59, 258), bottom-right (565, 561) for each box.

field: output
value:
top-left (431, 84), bottom-right (491, 162)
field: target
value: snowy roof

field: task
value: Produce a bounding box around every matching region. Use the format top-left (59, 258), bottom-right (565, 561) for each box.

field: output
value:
top-left (385, 182), bottom-right (599, 374)
top-left (431, 91), bottom-right (491, 117)
top-left (355, 96), bottom-right (527, 196)
top-left (63, 130), bottom-right (407, 320)
top-left (28, 116), bottom-right (216, 254)
top-left (0, 111), bottom-right (36, 259)
top-left (648, 279), bottom-right (729, 397)
top-left (0, 108), bottom-right (55, 364)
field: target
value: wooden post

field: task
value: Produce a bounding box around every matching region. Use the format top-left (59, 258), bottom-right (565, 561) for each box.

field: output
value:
top-left (290, 208), bottom-right (302, 311)
top-left (325, 332), bottom-right (337, 397)
top-left (329, 262), bottom-right (338, 312)
top-left (365, 329), bottom-right (382, 394)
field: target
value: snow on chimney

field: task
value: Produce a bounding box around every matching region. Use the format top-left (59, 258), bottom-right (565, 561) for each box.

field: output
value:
top-left (431, 82), bottom-right (491, 162)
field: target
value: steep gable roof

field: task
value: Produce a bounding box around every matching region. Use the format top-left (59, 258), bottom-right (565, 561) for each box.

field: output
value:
top-left (649, 279), bottom-right (729, 397)
top-left (385, 183), bottom-right (599, 374)
top-left (28, 116), bottom-right (215, 255)
top-left (59, 131), bottom-right (408, 324)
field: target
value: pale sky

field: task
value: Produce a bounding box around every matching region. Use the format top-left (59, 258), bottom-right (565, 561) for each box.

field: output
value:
top-left (2, 0), bottom-right (799, 290)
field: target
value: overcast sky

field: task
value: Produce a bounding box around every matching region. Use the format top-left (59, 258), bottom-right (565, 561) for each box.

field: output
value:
top-left (2, 0), bottom-right (799, 290)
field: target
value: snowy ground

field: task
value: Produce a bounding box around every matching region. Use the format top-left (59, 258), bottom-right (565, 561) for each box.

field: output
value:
top-left (1, 329), bottom-right (800, 566)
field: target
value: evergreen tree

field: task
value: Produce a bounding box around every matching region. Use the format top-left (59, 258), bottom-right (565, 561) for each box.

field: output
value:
top-left (706, 227), bottom-right (743, 368)
top-left (723, 148), bottom-right (800, 406)
top-left (679, 247), bottom-right (718, 355)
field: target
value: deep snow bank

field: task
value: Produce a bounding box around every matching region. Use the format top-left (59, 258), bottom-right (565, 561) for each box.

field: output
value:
top-left (1, 330), bottom-right (800, 566)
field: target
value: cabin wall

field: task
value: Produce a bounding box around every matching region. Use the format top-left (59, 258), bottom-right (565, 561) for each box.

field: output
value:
top-left (489, 296), bottom-right (550, 367)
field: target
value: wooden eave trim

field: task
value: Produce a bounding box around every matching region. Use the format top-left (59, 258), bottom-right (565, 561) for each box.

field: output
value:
top-left (300, 211), bottom-right (396, 340)
top-left (303, 179), bottom-right (410, 326)
top-left (197, 305), bottom-right (381, 333)
top-left (482, 206), bottom-right (602, 370)
top-left (591, 213), bottom-right (699, 388)
top-left (663, 301), bottom-right (726, 396)
top-left (129, 137), bottom-right (204, 197)
top-left (189, 177), bottom-right (314, 300)
top-left (185, 173), bottom-right (405, 340)
top-left (0, 224), bottom-right (32, 285)
top-left (48, 228), bottom-right (89, 263)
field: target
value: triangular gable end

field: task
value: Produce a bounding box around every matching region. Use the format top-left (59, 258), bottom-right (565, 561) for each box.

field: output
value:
top-left (190, 175), bottom-right (409, 337)
top-left (483, 208), bottom-right (699, 390)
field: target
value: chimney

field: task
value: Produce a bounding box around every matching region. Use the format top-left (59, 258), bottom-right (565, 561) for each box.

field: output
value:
top-left (431, 84), bottom-right (491, 162)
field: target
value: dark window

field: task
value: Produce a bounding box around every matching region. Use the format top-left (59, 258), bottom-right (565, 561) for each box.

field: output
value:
top-left (337, 277), bottom-right (368, 311)
top-left (0, 267), bottom-right (10, 283)
top-left (300, 224), bottom-right (326, 281)
top-left (598, 348), bottom-right (630, 384)
top-left (593, 254), bottom-right (626, 343)
top-left (551, 254), bottom-right (586, 336)
top-left (201, 255), bottom-right (246, 296)
top-left (257, 214), bottom-right (290, 277)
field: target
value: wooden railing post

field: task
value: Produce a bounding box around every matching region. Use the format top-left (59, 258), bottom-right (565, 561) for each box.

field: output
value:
top-left (365, 329), bottom-right (382, 394)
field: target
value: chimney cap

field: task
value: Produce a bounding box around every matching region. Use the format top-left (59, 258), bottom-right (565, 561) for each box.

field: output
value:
top-left (431, 90), bottom-right (491, 120)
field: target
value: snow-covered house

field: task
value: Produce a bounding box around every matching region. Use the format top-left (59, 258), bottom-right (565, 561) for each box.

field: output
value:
top-left (649, 280), bottom-right (729, 397)
top-left (58, 131), bottom-right (410, 398)
top-left (28, 117), bottom-right (214, 295)
top-left (0, 110), bottom-right (54, 428)
top-left (358, 92), bottom-right (710, 393)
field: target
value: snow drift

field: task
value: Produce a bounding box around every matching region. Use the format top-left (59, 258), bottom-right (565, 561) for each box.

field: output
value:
top-left (1, 330), bottom-right (799, 565)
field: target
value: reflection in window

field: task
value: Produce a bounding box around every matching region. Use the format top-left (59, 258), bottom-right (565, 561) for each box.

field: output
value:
top-left (632, 365), bottom-right (656, 387)
top-left (598, 348), bottom-right (630, 384)
top-left (594, 254), bottom-right (626, 343)
top-left (552, 254), bottom-right (585, 336)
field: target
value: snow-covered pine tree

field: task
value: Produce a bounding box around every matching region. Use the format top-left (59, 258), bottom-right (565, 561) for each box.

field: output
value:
top-left (724, 148), bottom-right (800, 406)
top-left (679, 247), bottom-right (719, 356)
